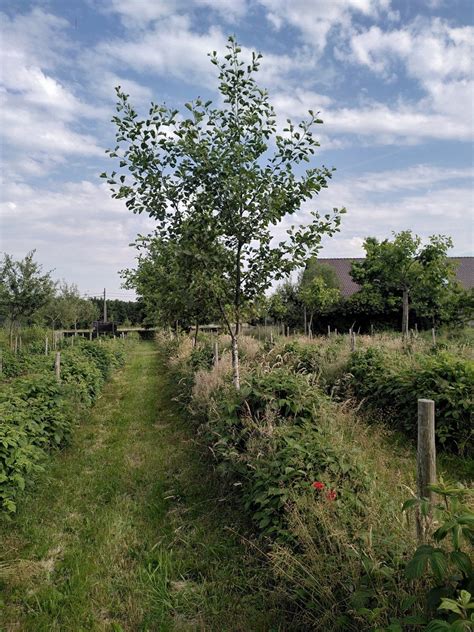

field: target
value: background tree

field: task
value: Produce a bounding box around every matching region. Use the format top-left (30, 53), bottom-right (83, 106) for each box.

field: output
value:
top-left (122, 221), bottom-right (225, 339)
top-left (104, 36), bottom-right (344, 388)
top-left (298, 260), bottom-right (340, 333)
top-left (0, 251), bottom-right (55, 347)
top-left (351, 231), bottom-right (454, 336)
top-left (299, 276), bottom-right (340, 334)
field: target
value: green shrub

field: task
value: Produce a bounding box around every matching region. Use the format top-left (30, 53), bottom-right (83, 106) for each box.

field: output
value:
top-left (347, 349), bottom-right (474, 454)
top-left (0, 339), bottom-right (126, 513)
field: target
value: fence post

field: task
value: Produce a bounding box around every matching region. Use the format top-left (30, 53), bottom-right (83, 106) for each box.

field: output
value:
top-left (417, 398), bottom-right (436, 541)
top-left (213, 340), bottom-right (219, 367)
top-left (431, 327), bottom-right (436, 346)
top-left (55, 351), bottom-right (61, 382)
top-left (327, 325), bottom-right (331, 337)
top-left (45, 335), bottom-right (49, 355)
top-left (270, 331), bottom-right (274, 345)
top-left (350, 331), bottom-right (356, 352)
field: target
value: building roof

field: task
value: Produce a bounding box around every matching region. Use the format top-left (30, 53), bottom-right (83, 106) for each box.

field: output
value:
top-left (318, 257), bottom-right (474, 297)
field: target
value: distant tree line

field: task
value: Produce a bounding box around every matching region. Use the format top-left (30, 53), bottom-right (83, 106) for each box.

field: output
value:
top-left (0, 251), bottom-right (145, 348)
top-left (266, 231), bottom-right (473, 334)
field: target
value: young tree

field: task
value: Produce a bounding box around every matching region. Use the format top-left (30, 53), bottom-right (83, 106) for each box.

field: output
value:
top-left (299, 276), bottom-right (340, 334)
top-left (351, 231), bottom-right (455, 336)
top-left (298, 260), bottom-right (340, 334)
top-left (122, 220), bottom-right (225, 339)
top-left (104, 37), bottom-right (344, 388)
top-left (0, 251), bottom-right (55, 346)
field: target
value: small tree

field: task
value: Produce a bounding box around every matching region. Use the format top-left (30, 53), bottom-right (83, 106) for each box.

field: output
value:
top-left (299, 276), bottom-right (340, 334)
top-left (122, 222), bottom-right (225, 340)
top-left (104, 37), bottom-right (344, 388)
top-left (351, 231), bottom-right (454, 336)
top-left (299, 260), bottom-right (340, 334)
top-left (0, 251), bottom-right (55, 347)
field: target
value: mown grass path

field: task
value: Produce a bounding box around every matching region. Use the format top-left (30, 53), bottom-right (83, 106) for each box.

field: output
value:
top-left (0, 343), bottom-right (282, 631)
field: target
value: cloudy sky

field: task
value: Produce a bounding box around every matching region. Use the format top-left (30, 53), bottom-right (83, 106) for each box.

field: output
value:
top-left (1, 0), bottom-right (473, 299)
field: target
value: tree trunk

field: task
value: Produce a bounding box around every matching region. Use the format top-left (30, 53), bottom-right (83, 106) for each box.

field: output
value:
top-left (303, 306), bottom-right (307, 336)
top-left (231, 333), bottom-right (240, 389)
top-left (308, 313), bottom-right (313, 336)
top-left (402, 289), bottom-right (409, 337)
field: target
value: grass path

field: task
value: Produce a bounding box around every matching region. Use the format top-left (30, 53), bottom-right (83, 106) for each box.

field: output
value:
top-left (0, 343), bottom-right (282, 631)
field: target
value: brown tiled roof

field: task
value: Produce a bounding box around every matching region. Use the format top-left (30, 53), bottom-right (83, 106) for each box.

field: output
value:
top-left (318, 257), bottom-right (474, 297)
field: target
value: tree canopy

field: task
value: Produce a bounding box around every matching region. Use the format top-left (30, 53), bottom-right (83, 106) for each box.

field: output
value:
top-left (105, 36), bottom-right (344, 387)
top-left (351, 231), bottom-right (456, 334)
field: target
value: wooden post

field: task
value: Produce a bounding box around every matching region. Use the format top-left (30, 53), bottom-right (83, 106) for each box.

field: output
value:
top-left (327, 325), bottom-right (331, 337)
top-left (89, 331), bottom-right (92, 341)
top-left (213, 340), bottom-right (219, 367)
top-left (45, 335), bottom-right (49, 355)
top-left (270, 331), bottom-right (274, 345)
top-left (350, 331), bottom-right (356, 352)
top-left (334, 328), bottom-right (338, 336)
top-left (55, 352), bottom-right (61, 382)
top-left (417, 399), bottom-right (436, 541)
top-left (370, 324), bottom-right (374, 336)
top-left (431, 327), bottom-right (436, 346)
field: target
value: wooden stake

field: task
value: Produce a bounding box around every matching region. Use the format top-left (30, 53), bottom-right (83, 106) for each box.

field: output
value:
top-left (55, 352), bottom-right (61, 382)
top-left (327, 325), bottom-right (331, 337)
top-left (350, 331), bottom-right (356, 352)
top-left (370, 324), bottom-right (374, 336)
top-left (417, 399), bottom-right (436, 541)
top-left (270, 331), bottom-right (274, 345)
top-left (45, 335), bottom-right (49, 355)
top-left (431, 327), bottom-right (436, 346)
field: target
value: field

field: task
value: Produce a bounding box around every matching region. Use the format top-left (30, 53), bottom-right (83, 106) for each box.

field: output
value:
top-left (0, 328), bottom-right (472, 631)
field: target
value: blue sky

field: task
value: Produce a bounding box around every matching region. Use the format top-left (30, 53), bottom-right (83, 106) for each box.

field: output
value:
top-left (1, 0), bottom-right (473, 299)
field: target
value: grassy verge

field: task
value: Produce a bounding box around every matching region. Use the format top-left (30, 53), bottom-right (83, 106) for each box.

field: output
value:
top-left (0, 342), bottom-right (282, 631)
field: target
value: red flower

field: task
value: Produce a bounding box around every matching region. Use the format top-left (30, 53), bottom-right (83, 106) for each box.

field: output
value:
top-left (312, 481), bottom-right (325, 490)
top-left (325, 489), bottom-right (337, 501)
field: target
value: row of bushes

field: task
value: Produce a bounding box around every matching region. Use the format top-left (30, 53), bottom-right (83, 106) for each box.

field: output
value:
top-left (160, 332), bottom-right (473, 629)
top-left (273, 335), bottom-right (473, 456)
top-left (159, 333), bottom-right (432, 630)
top-left (0, 339), bottom-right (125, 513)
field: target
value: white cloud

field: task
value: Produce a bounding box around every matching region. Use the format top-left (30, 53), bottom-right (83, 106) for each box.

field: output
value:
top-left (95, 15), bottom-right (228, 88)
top-left (0, 179), bottom-right (154, 295)
top-left (0, 8), bottom-right (107, 175)
top-left (97, 0), bottom-right (248, 27)
top-left (258, 0), bottom-right (395, 54)
top-left (272, 88), bottom-right (473, 143)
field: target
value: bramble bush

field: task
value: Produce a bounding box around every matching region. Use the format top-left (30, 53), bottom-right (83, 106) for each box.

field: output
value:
top-left (158, 332), bottom-right (433, 630)
top-left (346, 349), bottom-right (473, 455)
top-left (0, 337), bottom-right (126, 513)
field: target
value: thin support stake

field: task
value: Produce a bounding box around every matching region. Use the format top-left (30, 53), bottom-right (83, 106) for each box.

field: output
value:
top-left (55, 351), bottom-right (61, 382)
top-left (417, 398), bottom-right (436, 541)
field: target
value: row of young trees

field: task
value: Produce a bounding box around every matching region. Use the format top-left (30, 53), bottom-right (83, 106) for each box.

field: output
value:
top-left (108, 37), bottom-right (472, 387)
top-left (268, 231), bottom-right (473, 335)
top-left (0, 251), bottom-right (145, 347)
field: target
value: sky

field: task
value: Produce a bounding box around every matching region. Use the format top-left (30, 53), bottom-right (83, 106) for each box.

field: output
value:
top-left (1, 0), bottom-right (473, 300)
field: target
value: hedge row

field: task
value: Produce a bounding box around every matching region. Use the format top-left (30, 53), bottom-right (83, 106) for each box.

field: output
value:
top-left (346, 348), bottom-right (473, 455)
top-left (0, 340), bottom-right (125, 513)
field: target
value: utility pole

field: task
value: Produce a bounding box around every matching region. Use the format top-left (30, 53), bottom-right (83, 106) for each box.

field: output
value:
top-left (103, 288), bottom-right (107, 322)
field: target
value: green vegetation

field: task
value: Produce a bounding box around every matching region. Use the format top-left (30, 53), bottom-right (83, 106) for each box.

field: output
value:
top-left (0, 333), bottom-right (125, 513)
top-left (0, 343), bottom-right (284, 631)
top-left (104, 35), bottom-right (344, 388)
top-left (158, 330), bottom-right (473, 630)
